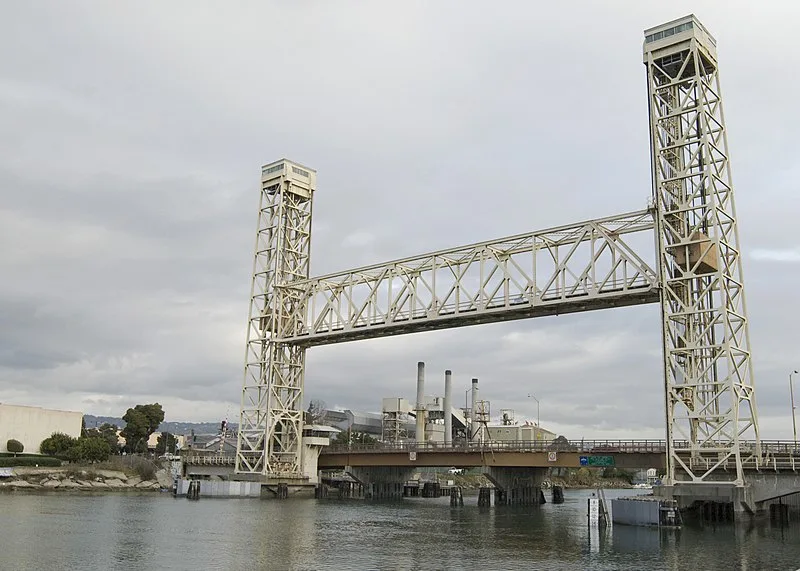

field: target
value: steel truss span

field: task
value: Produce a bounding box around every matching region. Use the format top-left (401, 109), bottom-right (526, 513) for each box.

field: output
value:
top-left (644, 15), bottom-right (760, 486)
top-left (281, 210), bottom-right (659, 346)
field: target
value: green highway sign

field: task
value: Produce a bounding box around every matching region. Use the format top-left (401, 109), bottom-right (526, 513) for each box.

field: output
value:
top-left (586, 456), bottom-right (615, 467)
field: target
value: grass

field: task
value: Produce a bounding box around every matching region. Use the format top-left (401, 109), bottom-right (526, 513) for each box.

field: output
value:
top-left (95, 456), bottom-right (159, 481)
top-left (62, 456), bottom-right (159, 481)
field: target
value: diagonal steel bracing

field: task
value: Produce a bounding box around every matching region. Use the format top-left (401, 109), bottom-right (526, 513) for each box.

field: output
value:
top-left (280, 210), bottom-right (659, 346)
top-left (236, 16), bottom-right (761, 485)
top-left (644, 15), bottom-right (760, 486)
top-left (236, 160), bottom-right (315, 478)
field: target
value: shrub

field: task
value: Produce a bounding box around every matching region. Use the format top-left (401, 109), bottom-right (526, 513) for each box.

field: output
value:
top-left (0, 456), bottom-right (61, 467)
top-left (96, 455), bottom-right (158, 481)
top-left (40, 433), bottom-right (77, 457)
top-left (6, 439), bottom-right (24, 454)
top-left (574, 467), bottom-right (594, 486)
top-left (67, 437), bottom-right (112, 464)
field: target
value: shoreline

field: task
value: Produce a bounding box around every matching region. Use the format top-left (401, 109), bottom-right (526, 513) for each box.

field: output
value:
top-left (1, 465), bottom-right (172, 493)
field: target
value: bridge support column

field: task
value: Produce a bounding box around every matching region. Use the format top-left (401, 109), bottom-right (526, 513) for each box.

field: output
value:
top-left (346, 466), bottom-right (414, 501)
top-left (484, 467), bottom-right (547, 506)
top-left (654, 483), bottom-right (758, 521)
top-left (667, 472), bottom-right (800, 520)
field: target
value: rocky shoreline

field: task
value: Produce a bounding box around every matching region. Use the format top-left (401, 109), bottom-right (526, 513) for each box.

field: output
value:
top-left (0, 467), bottom-right (173, 492)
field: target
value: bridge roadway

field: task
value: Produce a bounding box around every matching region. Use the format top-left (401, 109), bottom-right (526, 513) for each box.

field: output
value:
top-left (317, 439), bottom-right (800, 473)
top-left (184, 439), bottom-right (799, 473)
top-left (319, 439), bottom-right (665, 471)
top-left (182, 439), bottom-right (800, 508)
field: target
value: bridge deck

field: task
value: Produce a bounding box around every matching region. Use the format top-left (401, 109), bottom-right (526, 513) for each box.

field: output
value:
top-left (187, 440), bottom-right (800, 473)
top-left (271, 210), bottom-right (659, 346)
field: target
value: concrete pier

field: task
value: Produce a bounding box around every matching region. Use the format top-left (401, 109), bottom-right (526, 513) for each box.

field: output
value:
top-left (485, 467), bottom-right (547, 505)
top-left (450, 486), bottom-right (464, 506)
top-left (347, 466), bottom-right (414, 501)
top-left (478, 487), bottom-right (496, 507)
top-left (655, 472), bottom-right (800, 521)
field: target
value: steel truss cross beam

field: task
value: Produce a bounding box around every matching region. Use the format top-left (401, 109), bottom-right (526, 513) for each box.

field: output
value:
top-left (644, 15), bottom-right (760, 486)
top-left (281, 210), bottom-right (659, 346)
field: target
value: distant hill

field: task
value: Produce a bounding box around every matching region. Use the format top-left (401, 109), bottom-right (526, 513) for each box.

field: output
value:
top-left (83, 415), bottom-right (233, 436)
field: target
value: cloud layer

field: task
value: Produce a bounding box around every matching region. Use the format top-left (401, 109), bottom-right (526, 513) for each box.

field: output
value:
top-left (2, 2), bottom-right (799, 439)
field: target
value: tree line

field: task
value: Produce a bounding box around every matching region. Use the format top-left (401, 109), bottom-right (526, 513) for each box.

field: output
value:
top-left (39, 403), bottom-right (173, 464)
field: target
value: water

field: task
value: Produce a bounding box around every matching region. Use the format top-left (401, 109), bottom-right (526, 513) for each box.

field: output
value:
top-left (2, 489), bottom-right (800, 570)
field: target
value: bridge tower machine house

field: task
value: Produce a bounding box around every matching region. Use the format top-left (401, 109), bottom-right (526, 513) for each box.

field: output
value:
top-left (236, 15), bottom-right (762, 492)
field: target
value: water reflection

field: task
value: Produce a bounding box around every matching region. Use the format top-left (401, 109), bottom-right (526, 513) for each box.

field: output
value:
top-left (611, 525), bottom-right (664, 553)
top-left (3, 491), bottom-right (800, 570)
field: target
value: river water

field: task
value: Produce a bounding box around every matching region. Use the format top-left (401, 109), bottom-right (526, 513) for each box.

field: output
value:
top-left (2, 489), bottom-right (799, 570)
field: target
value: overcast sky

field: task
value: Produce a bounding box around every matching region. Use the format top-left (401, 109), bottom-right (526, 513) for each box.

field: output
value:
top-left (2, 2), bottom-right (799, 439)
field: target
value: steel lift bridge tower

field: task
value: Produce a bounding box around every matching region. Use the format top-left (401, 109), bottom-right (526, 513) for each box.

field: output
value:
top-left (236, 15), bottom-right (761, 491)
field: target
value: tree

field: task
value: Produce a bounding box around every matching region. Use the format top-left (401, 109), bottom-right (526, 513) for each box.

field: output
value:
top-left (333, 430), bottom-right (377, 446)
top-left (156, 432), bottom-right (177, 455)
top-left (305, 400), bottom-right (328, 425)
top-left (121, 403), bottom-right (165, 453)
top-left (68, 437), bottom-right (112, 463)
top-left (84, 423), bottom-right (120, 454)
top-left (6, 439), bottom-right (24, 455)
top-left (40, 432), bottom-right (77, 457)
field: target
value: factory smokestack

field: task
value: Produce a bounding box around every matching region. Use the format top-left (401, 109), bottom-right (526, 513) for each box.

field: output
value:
top-left (415, 362), bottom-right (426, 444)
top-left (444, 370), bottom-right (452, 446)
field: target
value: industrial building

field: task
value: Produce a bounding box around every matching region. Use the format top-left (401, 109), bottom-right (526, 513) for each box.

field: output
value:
top-left (0, 403), bottom-right (82, 454)
top-left (326, 363), bottom-right (557, 447)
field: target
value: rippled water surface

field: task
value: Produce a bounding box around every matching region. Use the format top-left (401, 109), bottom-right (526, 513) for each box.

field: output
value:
top-left (2, 489), bottom-right (800, 570)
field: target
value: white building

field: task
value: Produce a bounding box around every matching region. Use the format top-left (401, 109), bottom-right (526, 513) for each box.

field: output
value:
top-left (486, 423), bottom-right (556, 443)
top-left (0, 404), bottom-right (83, 454)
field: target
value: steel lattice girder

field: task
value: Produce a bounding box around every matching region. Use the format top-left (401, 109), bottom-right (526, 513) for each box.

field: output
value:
top-left (236, 164), bottom-right (314, 477)
top-left (276, 210), bottom-right (659, 346)
top-left (645, 19), bottom-right (760, 486)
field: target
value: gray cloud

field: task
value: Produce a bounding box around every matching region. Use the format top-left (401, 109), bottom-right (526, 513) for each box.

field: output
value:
top-left (1, 1), bottom-right (799, 441)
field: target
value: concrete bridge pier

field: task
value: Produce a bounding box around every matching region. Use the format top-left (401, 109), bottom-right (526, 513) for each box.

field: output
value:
top-left (655, 472), bottom-right (800, 521)
top-left (346, 466), bottom-right (414, 501)
top-left (484, 467), bottom-right (547, 506)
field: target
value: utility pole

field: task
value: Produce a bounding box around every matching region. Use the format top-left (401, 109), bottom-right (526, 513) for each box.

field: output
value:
top-left (790, 370), bottom-right (798, 442)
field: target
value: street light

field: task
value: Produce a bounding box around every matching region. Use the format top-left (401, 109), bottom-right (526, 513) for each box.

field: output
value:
top-left (790, 370), bottom-right (799, 442)
top-left (527, 394), bottom-right (540, 441)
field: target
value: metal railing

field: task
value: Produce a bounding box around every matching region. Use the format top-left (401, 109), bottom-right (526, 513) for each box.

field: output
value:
top-left (182, 439), bottom-right (800, 471)
top-left (324, 439), bottom-right (800, 457)
top-left (183, 454), bottom-right (236, 466)
top-left (324, 439), bottom-right (669, 454)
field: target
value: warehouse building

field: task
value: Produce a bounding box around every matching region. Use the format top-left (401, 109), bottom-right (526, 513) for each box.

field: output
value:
top-left (0, 403), bottom-right (83, 454)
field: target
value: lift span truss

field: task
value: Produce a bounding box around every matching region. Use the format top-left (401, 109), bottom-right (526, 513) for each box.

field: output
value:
top-left (278, 210), bottom-right (659, 346)
top-left (645, 16), bottom-right (760, 486)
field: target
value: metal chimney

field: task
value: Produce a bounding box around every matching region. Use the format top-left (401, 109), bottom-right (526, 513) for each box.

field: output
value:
top-left (415, 362), bottom-right (426, 444)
